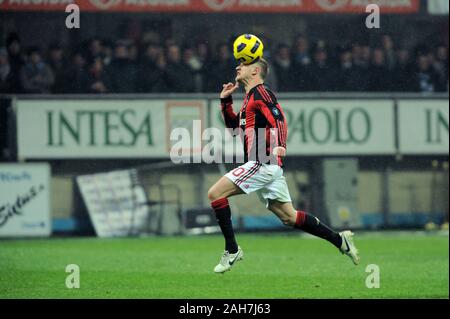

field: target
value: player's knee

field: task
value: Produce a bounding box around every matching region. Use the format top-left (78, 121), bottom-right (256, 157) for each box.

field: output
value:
top-left (282, 215), bottom-right (296, 227)
top-left (207, 187), bottom-right (220, 202)
top-left (276, 215), bottom-right (294, 227)
top-left (268, 203), bottom-right (296, 227)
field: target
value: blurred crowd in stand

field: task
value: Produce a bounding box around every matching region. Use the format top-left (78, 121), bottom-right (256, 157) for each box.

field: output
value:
top-left (0, 32), bottom-right (448, 94)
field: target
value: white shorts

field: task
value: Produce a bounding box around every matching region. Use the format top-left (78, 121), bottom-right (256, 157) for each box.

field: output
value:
top-left (225, 161), bottom-right (292, 208)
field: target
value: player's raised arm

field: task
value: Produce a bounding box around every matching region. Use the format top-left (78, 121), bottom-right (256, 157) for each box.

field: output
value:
top-left (220, 82), bottom-right (239, 99)
top-left (220, 82), bottom-right (240, 130)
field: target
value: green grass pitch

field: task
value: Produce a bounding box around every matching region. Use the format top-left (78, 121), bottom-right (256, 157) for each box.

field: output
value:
top-left (0, 232), bottom-right (448, 299)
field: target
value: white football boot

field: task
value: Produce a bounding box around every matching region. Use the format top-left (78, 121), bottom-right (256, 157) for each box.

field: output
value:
top-left (339, 231), bottom-right (360, 265)
top-left (214, 247), bottom-right (244, 273)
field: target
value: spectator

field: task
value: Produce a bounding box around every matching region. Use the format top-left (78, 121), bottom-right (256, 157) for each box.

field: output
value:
top-left (359, 44), bottom-right (372, 69)
top-left (381, 35), bottom-right (396, 70)
top-left (102, 40), bottom-right (114, 66)
top-left (205, 43), bottom-right (235, 93)
top-left (196, 41), bottom-right (213, 91)
top-left (332, 47), bottom-right (367, 91)
top-left (87, 57), bottom-right (111, 93)
top-left (292, 37), bottom-right (312, 90)
top-left (6, 33), bottom-right (24, 93)
top-left (411, 53), bottom-right (440, 93)
top-left (433, 44), bottom-right (449, 92)
top-left (197, 41), bottom-right (211, 66)
top-left (20, 46), bottom-right (54, 94)
top-left (263, 59), bottom-right (278, 92)
top-left (6, 33), bottom-right (24, 74)
top-left (0, 47), bottom-right (15, 93)
top-left (183, 45), bottom-right (203, 92)
top-left (137, 43), bottom-right (169, 93)
top-left (391, 48), bottom-right (414, 92)
top-left (293, 35), bottom-right (311, 67)
top-left (352, 43), bottom-right (363, 67)
top-left (353, 42), bottom-right (371, 71)
top-left (165, 43), bottom-right (195, 93)
top-left (164, 38), bottom-right (177, 51)
top-left (64, 52), bottom-right (89, 93)
top-left (86, 38), bottom-right (103, 65)
top-left (368, 48), bottom-right (391, 91)
top-left (47, 43), bottom-right (66, 93)
top-left (273, 44), bottom-right (296, 92)
top-left (107, 41), bottom-right (137, 93)
top-left (306, 47), bottom-right (334, 91)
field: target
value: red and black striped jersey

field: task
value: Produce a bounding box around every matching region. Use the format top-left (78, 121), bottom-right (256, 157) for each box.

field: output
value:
top-left (221, 84), bottom-right (288, 167)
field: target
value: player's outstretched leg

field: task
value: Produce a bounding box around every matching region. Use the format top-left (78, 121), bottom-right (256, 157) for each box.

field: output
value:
top-left (208, 176), bottom-right (245, 273)
top-left (268, 200), bottom-right (360, 265)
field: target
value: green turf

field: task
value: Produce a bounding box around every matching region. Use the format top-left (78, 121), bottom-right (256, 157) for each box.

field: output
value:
top-left (0, 232), bottom-right (448, 299)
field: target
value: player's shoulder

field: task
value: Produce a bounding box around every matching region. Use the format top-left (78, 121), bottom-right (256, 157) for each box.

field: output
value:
top-left (250, 84), bottom-right (278, 105)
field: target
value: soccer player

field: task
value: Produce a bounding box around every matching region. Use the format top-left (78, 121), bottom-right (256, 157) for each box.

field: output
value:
top-left (208, 58), bottom-right (359, 273)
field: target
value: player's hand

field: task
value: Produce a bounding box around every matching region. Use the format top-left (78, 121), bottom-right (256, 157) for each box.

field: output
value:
top-left (220, 82), bottom-right (239, 99)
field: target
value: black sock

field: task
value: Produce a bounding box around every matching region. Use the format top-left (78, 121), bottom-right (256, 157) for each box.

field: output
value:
top-left (211, 198), bottom-right (238, 253)
top-left (294, 211), bottom-right (342, 249)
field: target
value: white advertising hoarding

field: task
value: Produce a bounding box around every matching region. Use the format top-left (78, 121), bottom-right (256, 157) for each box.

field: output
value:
top-left (0, 163), bottom-right (51, 237)
top-left (398, 100), bottom-right (449, 155)
top-left (16, 98), bottom-right (449, 157)
top-left (76, 170), bottom-right (150, 238)
top-left (211, 99), bottom-right (396, 155)
top-left (17, 99), bottom-right (206, 159)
